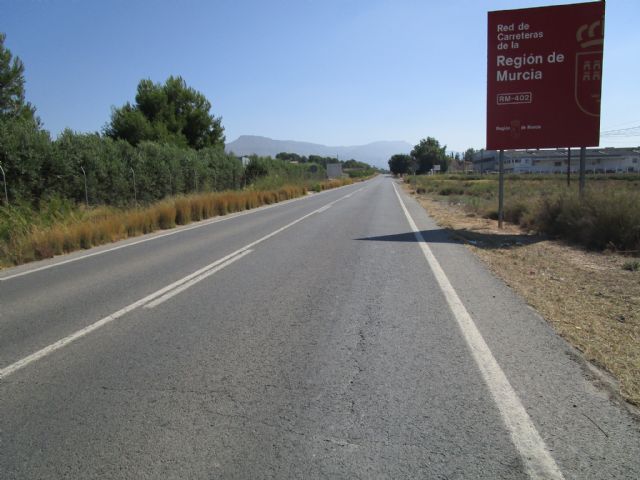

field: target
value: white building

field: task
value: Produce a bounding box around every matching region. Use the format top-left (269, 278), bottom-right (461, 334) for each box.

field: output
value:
top-left (473, 147), bottom-right (640, 174)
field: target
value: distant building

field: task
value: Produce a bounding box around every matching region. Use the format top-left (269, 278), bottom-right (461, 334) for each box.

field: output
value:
top-left (472, 147), bottom-right (640, 174)
top-left (326, 163), bottom-right (344, 179)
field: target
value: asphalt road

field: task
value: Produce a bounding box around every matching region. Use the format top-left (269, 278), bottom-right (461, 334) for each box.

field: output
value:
top-left (1, 176), bottom-right (639, 479)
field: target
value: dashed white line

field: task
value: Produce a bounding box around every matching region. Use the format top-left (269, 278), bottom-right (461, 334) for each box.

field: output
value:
top-left (0, 248), bottom-right (250, 380)
top-left (392, 182), bottom-right (564, 480)
top-left (144, 249), bottom-right (253, 309)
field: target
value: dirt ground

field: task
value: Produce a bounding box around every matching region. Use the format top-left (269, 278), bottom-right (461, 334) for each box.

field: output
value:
top-left (407, 188), bottom-right (640, 407)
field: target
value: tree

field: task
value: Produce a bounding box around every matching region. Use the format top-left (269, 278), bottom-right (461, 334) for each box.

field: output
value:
top-left (244, 157), bottom-right (269, 183)
top-left (308, 155), bottom-right (332, 168)
top-left (411, 137), bottom-right (448, 174)
top-left (463, 148), bottom-right (476, 163)
top-left (106, 76), bottom-right (225, 150)
top-left (0, 33), bottom-right (36, 122)
top-left (343, 159), bottom-right (369, 169)
top-left (276, 152), bottom-right (307, 163)
top-left (388, 154), bottom-right (413, 175)
top-left (0, 114), bottom-right (51, 202)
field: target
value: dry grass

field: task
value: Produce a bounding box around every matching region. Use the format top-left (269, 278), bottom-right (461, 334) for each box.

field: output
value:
top-left (310, 178), bottom-right (354, 192)
top-left (1, 183), bottom-right (334, 268)
top-left (410, 174), bottom-right (640, 252)
top-left (409, 189), bottom-right (640, 406)
top-left (1, 180), bottom-right (362, 267)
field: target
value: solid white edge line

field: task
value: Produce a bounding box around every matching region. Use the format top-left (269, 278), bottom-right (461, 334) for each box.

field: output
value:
top-left (144, 249), bottom-right (253, 309)
top-left (392, 182), bottom-right (564, 480)
top-left (0, 180), bottom-right (366, 282)
top-left (0, 186), bottom-right (364, 379)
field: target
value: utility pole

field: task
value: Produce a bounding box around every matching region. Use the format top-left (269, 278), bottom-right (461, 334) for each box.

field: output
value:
top-left (80, 166), bottom-right (89, 206)
top-left (130, 167), bottom-right (137, 204)
top-left (0, 162), bottom-right (8, 206)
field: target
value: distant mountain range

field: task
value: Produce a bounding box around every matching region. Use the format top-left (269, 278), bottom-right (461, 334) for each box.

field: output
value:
top-left (225, 135), bottom-right (412, 169)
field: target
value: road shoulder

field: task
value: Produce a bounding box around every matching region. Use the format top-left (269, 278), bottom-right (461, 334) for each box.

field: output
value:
top-left (395, 178), bottom-right (640, 478)
top-left (403, 182), bottom-right (640, 409)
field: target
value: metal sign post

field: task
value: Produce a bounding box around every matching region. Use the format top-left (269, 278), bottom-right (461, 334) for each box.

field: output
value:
top-left (498, 150), bottom-right (505, 229)
top-left (566, 148), bottom-right (571, 186)
top-left (579, 146), bottom-right (586, 196)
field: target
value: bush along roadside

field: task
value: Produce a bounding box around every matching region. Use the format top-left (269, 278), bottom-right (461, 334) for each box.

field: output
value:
top-left (407, 175), bottom-right (640, 254)
top-left (0, 179), bottom-right (353, 268)
top-left (405, 180), bottom-right (640, 406)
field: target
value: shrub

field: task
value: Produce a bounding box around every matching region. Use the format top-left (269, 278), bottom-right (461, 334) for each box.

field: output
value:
top-left (157, 202), bottom-right (177, 229)
top-left (174, 198), bottom-right (191, 225)
top-left (439, 186), bottom-right (464, 196)
top-left (0, 178), bottom-right (352, 267)
top-left (77, 223), bottom-right (94, 249)
top-left (62, 228), bottom-right (80, 252)
top-left (32, 229), bottom-right (57, 259)
top-left (216, 194), bottom-right (229, 215)
top-left (536, 190), bottom-right (640, 251)
top-left (415, 174), bottom-right (640, 253)
top-left (190, 196), bottom-right (205, 221)
top-left (504, 201), bottom-right (529, 225)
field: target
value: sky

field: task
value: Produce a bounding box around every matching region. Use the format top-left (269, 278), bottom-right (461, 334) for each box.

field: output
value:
top-left (2, 0), bottom-right (639, 152)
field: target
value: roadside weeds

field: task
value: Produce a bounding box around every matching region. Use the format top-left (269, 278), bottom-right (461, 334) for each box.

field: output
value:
top-left (0, 178), bottom-right (355, 269)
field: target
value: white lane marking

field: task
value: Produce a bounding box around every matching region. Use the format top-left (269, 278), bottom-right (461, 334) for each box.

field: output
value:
top-left (0, 248), bottom-right (250, 380)
top-left (0, 204), bottom-right (273, 282)
top-left (0, 187), bottom-right (364, 379)
top-left (315, 204), bottom-right (332, 214)
top-left (144, 249), bottom-right (252, 309)
top-left (392, 183), bottom-right (564, 480)
top-left (0, 181), bottom-right (364, 282)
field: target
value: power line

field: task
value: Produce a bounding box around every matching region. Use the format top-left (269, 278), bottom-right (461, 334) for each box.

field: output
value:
top-left (600, 125), bottom-right (640, 137)
top-left (602, 119), bottom-right (640, 129)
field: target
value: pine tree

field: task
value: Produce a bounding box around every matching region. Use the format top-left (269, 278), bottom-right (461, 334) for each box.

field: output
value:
top-left (0, 33), bottom-right (36, 121)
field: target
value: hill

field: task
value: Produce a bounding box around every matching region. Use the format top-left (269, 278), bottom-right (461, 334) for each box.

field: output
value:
top-left (225, 135), bottom-right (412, 169)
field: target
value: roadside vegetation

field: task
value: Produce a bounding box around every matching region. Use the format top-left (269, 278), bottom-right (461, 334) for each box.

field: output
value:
top-left (0, 180), bottom-right (353, 267)
top-left (407, 174), bottom-right (640, 253)
top-left (403, 174), bottom-right (640, 406)
top-left (0, 32), bottom-right (371, 268)
top-left (275, 152), bottom-right (378, 179)
top-left (388, 137), bottom-right (450, 175)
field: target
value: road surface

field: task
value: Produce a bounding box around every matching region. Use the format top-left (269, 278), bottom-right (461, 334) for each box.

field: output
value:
top-left (1, 176), bottom-right (639, 479)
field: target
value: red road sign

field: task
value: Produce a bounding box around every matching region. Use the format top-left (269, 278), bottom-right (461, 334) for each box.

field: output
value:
top-left (486, 2), bottom-right (605, 150)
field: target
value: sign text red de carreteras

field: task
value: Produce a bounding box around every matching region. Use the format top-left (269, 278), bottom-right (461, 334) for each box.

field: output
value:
top-left (486, 1), bottom-right (605, 150)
